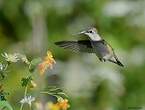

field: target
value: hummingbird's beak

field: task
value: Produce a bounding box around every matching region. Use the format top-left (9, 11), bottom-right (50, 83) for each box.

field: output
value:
top-left (75, 31), bottom-right (86, 35)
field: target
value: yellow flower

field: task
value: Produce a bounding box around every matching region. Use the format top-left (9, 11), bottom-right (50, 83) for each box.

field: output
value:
top-left (47, 102), bottom-right (60, 110)
top-left (47, 99), bottom-right (70, 110)
top-left (57, 99), bottom-right (70, 110)
top-left (38, 51), bottom-right (56, 75)
top-left (35, 99), bottom-right (70, 110)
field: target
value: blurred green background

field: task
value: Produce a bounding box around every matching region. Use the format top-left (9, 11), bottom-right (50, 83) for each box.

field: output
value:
top-left (1, 0), bottom-right (145, 110)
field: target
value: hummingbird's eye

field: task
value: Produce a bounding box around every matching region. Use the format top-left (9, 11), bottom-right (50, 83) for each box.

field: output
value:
top-left (88, 30), bottom-right (93, 33)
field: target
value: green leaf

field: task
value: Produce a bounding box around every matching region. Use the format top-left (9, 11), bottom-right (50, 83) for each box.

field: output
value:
top-left (0, 63), bottom-right (8, 80)
top-left (29, 58), bottom-right (42, 73)
top-left (56, 92), bottom-right (68, 97)
top-left (41, 86), bottom-right (68, 99)
top-left (46, 86), bottom-right (63, 93)
top-left (0, 101), bottom-right (13, 110)
top-left (21, 76), bottom-right (32, 87)
top-left (0, 89), bottom-right (9, 101)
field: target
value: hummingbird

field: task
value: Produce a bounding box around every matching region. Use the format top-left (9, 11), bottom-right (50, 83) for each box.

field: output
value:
top-left (55, 27), bottom-right (124, 67)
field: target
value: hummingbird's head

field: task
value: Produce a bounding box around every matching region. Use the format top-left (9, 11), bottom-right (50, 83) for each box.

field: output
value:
top-left (85, 27), bottom-right (98, 35)
top-left (78, 27), bottom-right (102, 41)
top-left (78, 27), bottom-right (97, 35)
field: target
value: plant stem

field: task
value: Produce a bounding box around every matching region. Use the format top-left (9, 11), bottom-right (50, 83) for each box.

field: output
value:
top-left (24, 86), bottom-right (28, 97)
top-left (20, 104), bottom-right (24, 110)
top-left (29, 105), bottom-right (32, 110)
top-left (20, 86), bottom-right (28, 110)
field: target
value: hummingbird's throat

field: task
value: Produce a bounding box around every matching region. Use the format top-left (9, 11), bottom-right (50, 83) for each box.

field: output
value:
top-left (89, 33), bottom-right (102, 41)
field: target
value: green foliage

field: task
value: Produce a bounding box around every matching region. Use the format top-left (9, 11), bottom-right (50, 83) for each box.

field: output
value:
top-left (0, 63), bottom-right (8, 79)
top-left (0, 51), bottom-right (68, 110)
top-left (41, 86), bottom-right (68, 100)
top-left (0, 91), bottom-right (7, 101)
top-left (21, 76), bottom-right (32, 87)
top-left (0, 101), bottom-right (13, 110)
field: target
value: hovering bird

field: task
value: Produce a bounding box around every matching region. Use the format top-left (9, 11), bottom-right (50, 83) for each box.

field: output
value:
top-left (55, 27), bottom-right (124, 67)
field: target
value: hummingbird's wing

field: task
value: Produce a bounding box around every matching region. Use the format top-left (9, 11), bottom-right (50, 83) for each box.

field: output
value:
top-left (55, 40), bottom-right (94, 53)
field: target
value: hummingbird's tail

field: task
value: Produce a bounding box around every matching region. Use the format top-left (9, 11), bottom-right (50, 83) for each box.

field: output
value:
top-left (108, 59), bottom-right (124, 67)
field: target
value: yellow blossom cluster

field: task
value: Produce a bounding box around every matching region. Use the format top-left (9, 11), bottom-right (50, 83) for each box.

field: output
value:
top-left (38, 51), bottom-right (56, 75)
top-left (35, 99), bottom-right (70, 110)
top-left (48, 99), bottom-right (70, 110)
